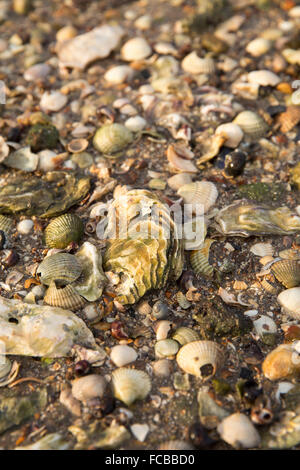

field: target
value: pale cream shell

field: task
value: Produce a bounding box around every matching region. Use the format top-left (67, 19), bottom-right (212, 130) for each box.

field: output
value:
top-left (172, 327), bottom-right (200, 345)
top-left (176, 340), bottom-right (223, 380)
top-left (181, 51), bottom-right (215, 75)
top-left (177, 181), bottom-right (218, 214)
top-left (277, 287), bottom-right (300, 319)
top-left (72, 374), bottom-right (107, 402)
top-left (111, 368), bottom-right (151, 406)
top-left (247, 70), bottom-right (280, 87)
top-left (215, 123), bottom-right (244, 148)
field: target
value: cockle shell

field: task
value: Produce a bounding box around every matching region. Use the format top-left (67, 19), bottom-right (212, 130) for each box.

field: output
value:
top-left (246, 38), bottom-right (272, 57)
top-left (215, 123), bottom-right (244, 148)
top-left (233, 111), bottom-right (268, 139)
top-left (277, 287), bottom-right (300, 320)
top-left (177, 181), bottom-right (218, 215)
top-left (37, 252), bottom-right (82, 286)
top-left (72, 374), bottom-right (107, 402)
top-left (217, 413), bottom-right (261, 449)
top-left (121, 37), bottom-right (151, 61)
top-left (103, 188), bottom-right (184, 305)
top-left (111, 368), bottom-right (151, 406)
top-left (110, 345), bottom-right (137, 367)
top-left (215, 201), bottom-right (300, 237)
top-left (44, 282), bottom-right (85, 310)
top-left (0, 214), bottom-right (14, 233)
top-left (158, 441), bottom-right (195, 450)
top-left (262, 343), bottom-right (300, 381)
top-left (190, 239), bottom-right (216, 277)
top-left (172, 327), bottom-right (200, 345)
top-left (271, 260), bottom-right (300, 288)
top-left (247, 70), bottom-right (280, 87)
top-left (250, 243), bottom-right (274, 257)
top-left (93, 123), bottom-right (133, 156)
top-left (44, 213), bottom-right (84, 249)
top-left (181, 51), bottom-right (215, 75)
top-left (167, 173), bottom-right (193, 191)
top-left (176, 340), bottom-right (223, 380)
top-left (155, 339), bottom-right (179, 358)
top-left (277, 106), bottom-right (300, 133)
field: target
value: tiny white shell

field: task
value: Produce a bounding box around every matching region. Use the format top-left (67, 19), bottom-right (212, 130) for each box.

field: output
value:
top-left (155, 339), bottom-right (179, 358)
top-left (104, 65), bottom-right (134, 84)
top-left (155, 320), bottom-right (173, 341)
top-left (217, 413), bottom-right (261, 449)
top-left (110, 345), bottom-right (137, 367)
top-left (125, 116), bottom-right (146, 132)
top-left (17, 219), bottom-right (34, 235)
top-left (182, 51), bottom-right (215, 75)
top-left (153, 359), bottom-right (172, 377)
top-left (246, 38), bottom-right (272, 57)
top-left (215, 123), bottom-right (244, 148)
top-left (167, 173), bottom-right (193, 191)
top-left (121, 37), bottom-right (151, 61)
top-left (40, 91), bottom-right (67, 112)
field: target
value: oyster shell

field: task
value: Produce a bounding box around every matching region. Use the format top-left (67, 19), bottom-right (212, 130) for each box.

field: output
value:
top-left (74, 242), bottom-right (106, 302)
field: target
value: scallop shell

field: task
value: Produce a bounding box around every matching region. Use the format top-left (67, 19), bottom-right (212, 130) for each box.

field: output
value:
top-left (177, 181), bottom-right (218, 215)
top-left (158, 441), bottom-right (195, 450)
top-left (233, 111), bottom-right (268, 139)
top-left (155, 339), bottom-right (179, 358)
top-left (250, 243), bottom-right (274, 257)
top-left (246, 38), bottom-right (272, 57)
top-left (121, 37), bottom-right (151, 61)
top-left (277, 106), bottom-right (300, 133)
top-left (111, 368), bottom-right (151, 406)
top-left (37, 252), bottom-right (82, 286)
top-left (247, 70), bottom-right (280, 87)
top-left (172, 327), bottom-right (200, 345)
top-left (44, 281), bottom-right (85, 310)
top-left (262, 343), bottom-right (300, 381)
top-left (182, 51), bottom-right (215, 75)
top-left (176, 340), bottom-right (223, 380)
top-left (93, 123), bottom-right (133, 156)
top-left (103, 188), bottom-right (184, 305)
top-left (277, 287), bottom-right (300, 320)
top-left (44, 214), bottom-right (84, 249)
top-left (190, 239), bottom-right (216, 277)
top-left (0, 214), bottom-right (14, 233)
top-left (271, 260), bottom-right (300, 288)
top-left (215, 123), bottom-right (244, 148)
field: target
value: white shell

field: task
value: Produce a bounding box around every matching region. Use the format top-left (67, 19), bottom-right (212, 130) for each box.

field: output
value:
top-left (0, 136), bottom-right (9, 163)
top-left (182, 51), bottom-right (215, 75)
top-left (215, 123), bottom-right (244, 148)
top-left (130, 423), bottom-right (149, 442)
top-left (155, 320), bottom-right (173, 341)
top-left (104, 65), bottom-right (134, 84)
top-left (250, 243), bottom-right (274, 257)
top-left (289, 6), bottom-right (300, 17)
top-left (155, 339), bottom-right (179, 358)
top-left (72, 374), bottom-right (107, 402)
top-left (4, 147), bottom-right (38, 172)
top-left (176, 340), bottom-right (223, 379)
top-left (217, 413), bottom-right (261, 449)
top-left (111, 368), bottom-right (151, 406)
top-left (121, 37), bottom-right (151, 61)
top-left (177, 181), bottom-right (218, 215)
top-left (246, 38), bottom-right (272, 57)
top-left (110, 345), bottom-right (137, 367)
top-left (24, 63), bottom-right (51, 82)
top-left (134, 15), bottom-right (152, 30)
top-left (167, 173), bottom-right (193, 191)
top-left (253, 315), bottom-right (277, 337)
top-left (277, 287), bottom-right (300, 320)
top-left (282, 48), bottom-right (300, 65)
top-left (125, 116), bottom-right (146, 132)
top-left (17, 219), bottom-right (34, 235)
top-left (152, 359), bottom-right (172, 377)
top-left (40, 91), bottom-right (67, 112)
top-left (247, 70), bottom-right (280, 87)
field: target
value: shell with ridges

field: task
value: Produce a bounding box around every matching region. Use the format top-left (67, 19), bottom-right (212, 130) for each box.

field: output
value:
top-left (111, 368), bottom-right (151, 406)
top-left (181, 51), bottom-right (215, 75)
top-left (177, 181), bottom-right (218, 215)
top-left (176, 340), bottom-right (223, 380)
top-left (155, 339), bottom-right (179, 358)
top-left (44, 214), bottom-right (84, 249)
top-left (250, 243), bottom-right (274, 257)
top-left (233, 111), bottom-right (268, 139)
top-left (271, 259), bottom-right (300, 288)
top-left (44, 281), bottom-right (85, 310)
top-left (277, 106), bottom-right (300, 133)
top-left (247, 70), bottom-right (280, 87)
top-left (172, 327), bottom-right (200, 345)
top-left (37, 252), bottom-right (82, 286)
top-left (93, 123), bottom-right (133, 156)
top-left (190, 239), bottom-right (216, 277)
top-left (158, 441), bottom-right (195, 450)
top-left (0, 214), bottom-right (14, 233)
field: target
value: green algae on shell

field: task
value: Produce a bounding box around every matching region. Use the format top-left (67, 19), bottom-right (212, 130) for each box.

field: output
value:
top-left (25, 123), bottom-right (59, 152)
top-left (0, 171), bottom-right (90, 217)
top-left (44, 213), bottom-right (84, 249)
top-left (237, 182), bottom-right (287, 204)
top-left (93, 123), bottom-right (133, 157)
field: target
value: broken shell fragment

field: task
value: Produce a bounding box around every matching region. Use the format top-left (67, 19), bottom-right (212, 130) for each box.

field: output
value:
top-left (74, 242), bottom-right (106, 302)
top-left (121, 37), bottom-right (151, 61)
top-left (167, 144), bottom-right (198, 173)
top-left (0, 215), bottom-right (14, 233)
top-left (262, 343), bottom-right (300, 381)
top-left (0, 137), bottom-right (9, 163)
top-left (158, 441), bottom-right (195, 450)
top-left (110, 345), bottom-right (137, 367)
top-left (277, 106), bottom-right (300, 133)
top-left (250, 243), bottom-right (274, 257)
top-left (93, 123), bottom-right (133, 156)
top-left (217, 413), bottom-right (261, 449)
top-left (215, 123), bottom-right (244, 148)
top-left (4, 147), bottom-right (38, 172)
top-left (233, 111), bottom-right (268, 139)
top-left (44, 213), bottom-right (84, 249)
top-left (44, 282), bottom-right (85, 310)
top-left (246, 38), bottom-right (271, 57)
top-left (176, 340), bottom-right (223, 380)
top-left (111, 368), bottom-right (151, 406)
top-left (67, 139), bottom-right (88, 154)
top-left (247, 70), bottom-right (280, 87)
top-left (40, 91), bottom-right (67, 113)
top-left (167, 173), bottom-right (193, 191)
top-left (182, 51), bottom-right (215, 75)
top-left (271, 260), bottom-right (300, 288)
top-left (277, 287), bottom-right (300, 320)
top-left (37, 252), bottom-right (82, 286)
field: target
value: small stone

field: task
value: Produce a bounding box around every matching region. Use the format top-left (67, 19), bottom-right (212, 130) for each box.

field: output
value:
top-left (130, 423), bottom-right (149, 442)
top-left (125, 116), bottom-right (146, 132)
top-left (121, 37), bottom-right (151, 61)
top-left (26, 123), bottom-right (59, 152)
top-left (17, 219), bottom-right (34, 234)
top-left (110, 345), bottom-right (137, 367)
top-left (24, 63), bottom-right (51, 82)
top-left (40, 91), bottom-right (67, 113)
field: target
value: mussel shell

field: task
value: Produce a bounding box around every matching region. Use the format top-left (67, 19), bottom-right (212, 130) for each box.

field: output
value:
top-left (37, 252), bottom-right (82, 286)
top-left (44, 214), bottom-right (84, 249)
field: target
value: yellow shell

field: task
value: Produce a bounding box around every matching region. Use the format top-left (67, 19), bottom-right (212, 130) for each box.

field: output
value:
top-left (111, 368), bottom-right (151, 406)
top-left (262, 344), bottom-right (300, 381)
top-left (271, 259), bottom-right (300, 288)
top-left (44, 214), bottom-right (84, 249)
top-left (190, 239), bottom-right (216, 277)
top-left (176, 340), bottom-right (223, 380)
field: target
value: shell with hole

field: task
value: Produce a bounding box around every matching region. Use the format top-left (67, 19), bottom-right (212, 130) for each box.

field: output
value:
top-left (44, 213), bottom-right (84, 249)
top-left (176, 340), bottom-right (223, 380)
top-left (111, 368), bottom-right (151, 406)
top-left (103, 187), bottom-right (184, 305)
top-left (37, 252), bottom-right (82, 286)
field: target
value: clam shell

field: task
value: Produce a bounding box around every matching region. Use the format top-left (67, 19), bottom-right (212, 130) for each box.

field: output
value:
top-left (72, 374), bottom-right (107, 402)
top-left (247, 70), bottom-right (280, 87)
top-left (37, 252), bottom-right (82, 286)
top-left (190, 239), bottom-right (215, 277)
top-left (250, 242), bottom-right (274, 257)
top-left (93, 123), bottom-right (133, 156)
top-left (262, 343), bottom-right (300, 381)
top-left (44, 214), bottom-right (84, 249)
top-left (217, 413), bottom-right (261, 449)
top-left (111, 368), bottom-right (151, 406)
top-left (0, 214), bottom-right (14, 233)
top-left (177, 181), bottom-right (218, 215)
top-left (158, 441), bottom-right (195, 450)
top-left (67, 139), bottom-right (88, 154)
top-left (277, 106), bottom-right (300, 133)
top-left (182, 51), bottom-right (215, 75)
top-left (278, 287), bottom-right (300, 320)
top-left (110, 345), bottom-right (137, 367)
top-left (44, 282), bottom-right (85, 310)
top-left (121, 37), bottom-right (151, 61)
top-left (215, 123), bottom-right (243, 148)
top-left (172, 327), bottom-right (200, 345)
top-left (155, 339), bottom-right (179, 358)
top-left (233, 111), bottom-right (268, 139)
top-left (271, 260), bottom-right (300, 288)
top-left (246, 38), bottom-right (271, 57)
top-left (176, 340), bottom-right (223, 380)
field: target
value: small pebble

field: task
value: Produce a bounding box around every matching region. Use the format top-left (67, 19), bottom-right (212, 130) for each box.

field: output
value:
top-left (17, 219), bottom-right (34, 235)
